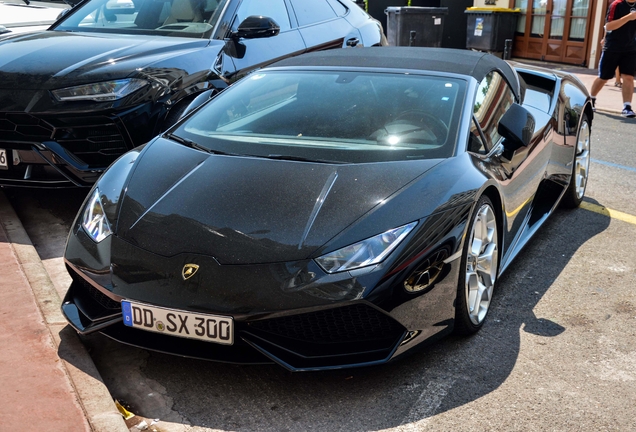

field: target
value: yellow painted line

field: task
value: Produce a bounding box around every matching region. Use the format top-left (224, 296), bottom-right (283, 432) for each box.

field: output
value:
top-left (505, 195), bottom-right (533, 219)
top-left (580, 201), bottom-right (636, 226)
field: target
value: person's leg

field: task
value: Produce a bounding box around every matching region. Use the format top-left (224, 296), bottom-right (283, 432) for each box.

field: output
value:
top-left (618, 53), bottom-right (636, 117)
top-left (615, 66), bottom-right (622, 86)
top-left (591, 51), bottom-right (617, 99)
top-left (591, 77), bottom-right (608, 97)
top-left (621, 74), bottom-right (634, 103)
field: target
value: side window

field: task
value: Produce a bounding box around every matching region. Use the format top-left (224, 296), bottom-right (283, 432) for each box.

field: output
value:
top-left (473, 71), bottom-right (515, 151)
top-left (289, 0), bottom-right (337, 26)
top-left (326, 0), bottom-right (348, 16)
top-left (232, 0), bottom-right (291, 32)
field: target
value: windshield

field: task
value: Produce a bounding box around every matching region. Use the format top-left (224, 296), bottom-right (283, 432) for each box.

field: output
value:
top-left (53, 0), bottom-right (226, 38)
top-left (174, 70), bottom-right (466, 164)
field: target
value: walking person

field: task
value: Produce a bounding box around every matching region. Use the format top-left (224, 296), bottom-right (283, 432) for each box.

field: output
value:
top-left (589, 0), bottom-right (636, 117)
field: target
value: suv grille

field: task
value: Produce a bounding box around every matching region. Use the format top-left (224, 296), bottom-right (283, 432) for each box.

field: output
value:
top-left (0, 113), bottom-right (128, 167)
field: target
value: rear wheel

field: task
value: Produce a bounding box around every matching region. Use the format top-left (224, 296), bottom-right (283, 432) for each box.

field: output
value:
top-left (561, 114), bottom-right (590, 208)
top-left (454, 195), bottom-right (499, 335)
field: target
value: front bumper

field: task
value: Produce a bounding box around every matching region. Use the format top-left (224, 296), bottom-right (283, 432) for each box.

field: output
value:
top-left (62, 270), bottom-right (408, 371)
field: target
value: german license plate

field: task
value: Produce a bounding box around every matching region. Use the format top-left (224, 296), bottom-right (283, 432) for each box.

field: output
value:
top-left (121, 300), bottom-right (233, 345)
top-left (0, 149), bottom-right (7, 170)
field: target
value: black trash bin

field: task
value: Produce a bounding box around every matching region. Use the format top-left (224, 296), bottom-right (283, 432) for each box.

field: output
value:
top-left (385, 6), bottom-right (448, 47)
top-left (465, 7), bottom-right (519, 53)
top-left (367, 0), bottom-right (408, 36)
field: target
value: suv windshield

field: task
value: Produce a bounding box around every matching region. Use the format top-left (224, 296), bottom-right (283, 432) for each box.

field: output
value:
top-left (53, 0), bottom-right (226, 38)
top-left (174, 70), bottom-right (466, 163)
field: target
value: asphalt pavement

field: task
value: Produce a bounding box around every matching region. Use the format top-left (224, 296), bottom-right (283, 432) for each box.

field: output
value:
top-left (0, 61), bottom-right (633, 432)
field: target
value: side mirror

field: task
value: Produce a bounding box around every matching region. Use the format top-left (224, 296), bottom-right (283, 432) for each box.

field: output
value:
top-left (231, 16), bottom-right (280, 40)
top-left (178, 89), bottom-right (218, 121)
top-left (498, 103), bottom-right (535, 151)
top-left (57, 9), bottom-right (71, 20)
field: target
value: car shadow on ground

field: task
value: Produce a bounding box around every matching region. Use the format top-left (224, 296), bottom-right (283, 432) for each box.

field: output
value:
top-left (2, 187), bottom-right (88, 259)
top-left (53, 197), bottom-right (611, 431)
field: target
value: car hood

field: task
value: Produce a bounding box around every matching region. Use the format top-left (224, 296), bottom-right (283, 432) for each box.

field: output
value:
top-left (115, 138), bottom-right (441, 265)
top-left (0, 31), bottom-right (219, 90)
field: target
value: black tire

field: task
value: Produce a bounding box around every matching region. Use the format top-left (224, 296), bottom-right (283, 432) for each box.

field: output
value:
top-left (561, 113), bottom-right (591, 209)
top-left (454, 195), bottom-right (499, 336)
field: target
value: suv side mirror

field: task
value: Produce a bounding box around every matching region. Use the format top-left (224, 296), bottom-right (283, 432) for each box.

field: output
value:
top-left (231, 16), bottom-right (280, 40)
top-left (498, 103), bottom-right (535, 151)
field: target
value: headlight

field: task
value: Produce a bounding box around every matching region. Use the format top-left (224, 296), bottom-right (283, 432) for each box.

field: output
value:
top-left (52, 78), bottom-right (148, 102)
top-left (82, 189), bottom-right (112, 242)
top-left (315, 222), bottom-right (417, 274)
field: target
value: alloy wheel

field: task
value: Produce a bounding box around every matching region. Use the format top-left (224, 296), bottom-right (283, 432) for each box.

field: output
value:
top-left (574, 119), bottom-right (591, 200)
top-left (465, 203), bottom-right (498, 326)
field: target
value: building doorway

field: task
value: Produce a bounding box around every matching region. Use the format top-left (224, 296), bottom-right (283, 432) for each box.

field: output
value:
top-left (511, 0), bottom-right (595, 65)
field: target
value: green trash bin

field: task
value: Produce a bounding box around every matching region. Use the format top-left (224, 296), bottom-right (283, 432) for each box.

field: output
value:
top-left (465, 7), bottom-right (519, 52)
top-left (385, 6), bottom-right (448, 47)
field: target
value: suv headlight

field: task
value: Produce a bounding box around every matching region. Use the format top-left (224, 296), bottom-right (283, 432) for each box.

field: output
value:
top-left (52, 78), bottom-right (148, 102)
top-left (315, 222), bottom-right (417, 274)
top-left (82, 189), bottom-right (112, 242)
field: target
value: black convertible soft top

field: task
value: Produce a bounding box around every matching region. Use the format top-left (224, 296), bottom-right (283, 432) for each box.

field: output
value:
top-left (269, 47), bottom-right (523, 102)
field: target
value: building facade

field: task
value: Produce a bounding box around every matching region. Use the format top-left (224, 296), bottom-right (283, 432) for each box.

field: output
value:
top-left (474, 0), bottom-right (609, 68)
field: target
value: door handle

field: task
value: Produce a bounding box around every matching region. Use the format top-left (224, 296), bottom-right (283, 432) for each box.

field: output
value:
top-left (346, 37), bottom-right (360, 47)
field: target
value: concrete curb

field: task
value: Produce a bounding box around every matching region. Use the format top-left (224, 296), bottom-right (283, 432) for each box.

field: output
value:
top-left (596, 108), bottom-right (623, 116)
top-left (0, 191), bottom-right (128, 432)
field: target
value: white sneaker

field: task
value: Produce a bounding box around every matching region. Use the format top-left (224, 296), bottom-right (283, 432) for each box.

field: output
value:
top-left (622, 106), bottom-right (636, 118)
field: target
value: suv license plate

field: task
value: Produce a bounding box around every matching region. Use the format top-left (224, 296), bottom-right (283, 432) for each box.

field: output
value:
top-left (0, 149), bottom-right (7, 170)
top-left (122, 300), bottom-right (233, 345)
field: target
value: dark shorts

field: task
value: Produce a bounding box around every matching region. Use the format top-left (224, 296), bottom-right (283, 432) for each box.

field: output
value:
top-left (599, 51), bottom-right (636, 80)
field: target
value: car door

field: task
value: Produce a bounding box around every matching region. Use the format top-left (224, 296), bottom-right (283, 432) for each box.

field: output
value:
top-left (470, 70), bottom-right (551, 263)
top-left (287, 0), bottom-right (360, 50)
top-left (218, 0), bottom-right (305, 81)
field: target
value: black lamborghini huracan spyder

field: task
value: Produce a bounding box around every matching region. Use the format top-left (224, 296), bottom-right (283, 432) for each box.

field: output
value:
top-left (62, 47), bottom-right (593, 371)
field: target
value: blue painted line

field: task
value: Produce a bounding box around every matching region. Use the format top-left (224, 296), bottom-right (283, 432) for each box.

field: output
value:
top-left (591, 158), bottom-right (636, 173)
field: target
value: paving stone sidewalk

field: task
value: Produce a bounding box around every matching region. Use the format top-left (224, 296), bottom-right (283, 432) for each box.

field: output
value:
top-left (0, 192), bottom-right (127, 432)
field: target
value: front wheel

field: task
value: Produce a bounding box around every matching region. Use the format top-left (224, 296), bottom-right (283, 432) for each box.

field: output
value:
top-left (454, 195), bottom-right (499, 335)
top-left (561, 114), bottom-right (591, 208)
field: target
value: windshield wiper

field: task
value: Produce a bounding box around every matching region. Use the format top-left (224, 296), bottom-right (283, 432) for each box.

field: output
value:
top-left (166, 135), bottom-right (344, 163)
top-left (262, 154), bottom-right (345, 164)
top-left (166, 133), bottom-right (239, 156)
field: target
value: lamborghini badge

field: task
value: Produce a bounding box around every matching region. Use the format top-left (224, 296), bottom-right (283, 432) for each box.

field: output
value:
top-left (182, 264), bottom-right (199, 280)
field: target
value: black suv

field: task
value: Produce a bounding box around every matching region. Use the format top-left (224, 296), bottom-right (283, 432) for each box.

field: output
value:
top-left (0, 0), bottom-right (385, 187)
